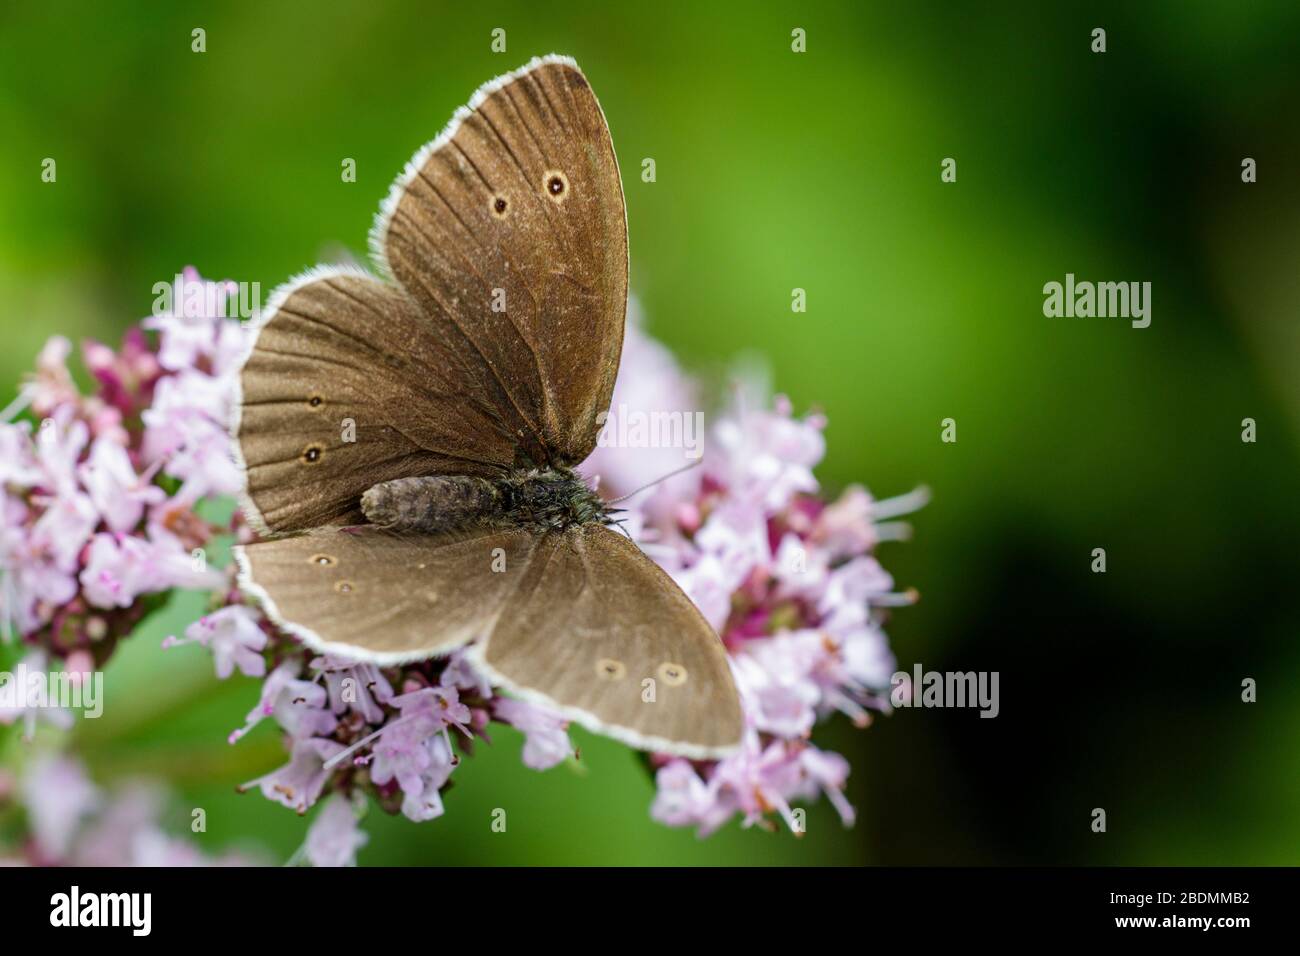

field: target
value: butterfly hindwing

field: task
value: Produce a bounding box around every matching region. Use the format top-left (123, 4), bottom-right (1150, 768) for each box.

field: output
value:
top-left (375, 55), bottom-right (629, 468)
top-left (471, 523), bottom-right (743, 758)
top-left (234, 526), bottom-right (539, 663)
top-left (239, 521), bottom-right (743, 757)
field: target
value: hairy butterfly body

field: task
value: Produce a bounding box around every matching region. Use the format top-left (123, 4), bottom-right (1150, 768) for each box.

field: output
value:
top-left (361, 468), bottom-right (606, 534)
top-left (232, 56), bottom-right (743, 758)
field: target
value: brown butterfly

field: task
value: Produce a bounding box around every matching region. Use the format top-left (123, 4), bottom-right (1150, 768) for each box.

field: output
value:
top-left (230, 55), bottom-right (743, 759)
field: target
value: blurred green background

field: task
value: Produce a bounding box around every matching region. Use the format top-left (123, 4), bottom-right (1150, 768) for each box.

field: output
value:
top-left (2, 0), bottom-right (1298, 864)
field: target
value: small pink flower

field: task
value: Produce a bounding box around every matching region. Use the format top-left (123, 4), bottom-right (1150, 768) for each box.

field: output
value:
top-left (709, 390), bottom-right (825, 511)
top-left (0, 650), bottom-right (76, 738)
top-left (78, 533), bottom-right (150, 609)
top-left (20, 754), bottom-right (100, 859)
top-left (242, 736), bottom-right (347, 814)
top-left (650, 760), bottom-right (726, 832)
top-left (709, 733), bottom-right (810, 833)
top-left (732, 641), bottom-right (823, 738)
top-left (304, 794), bottom-right (368, 867)
top-left (396, 735), bottom-right (456, 823)
top-left (812, 485), bottom-right (879, 558)
top-left (817, 555), bottom-right (897, 632)
top-left (2, 501), bottom-right (77, 634)
top-left (81, 336), bottom-right (154, 423)
top-left (27, 336), bottom-right (80, 416)
top-left (143, 398), bottom-right (241, 501)
top-left (33, 413), bottom-right (88, 496)
top-left (247, 661), bottom-right (338, 740)
top-left (389, 685), bottom-right (472, 736)
top-left (144, 267), bottom-right (244, 367)
top-left (78, 435), bottom-right (164, 533)
top-left (493, 698), bottom-right (573, 770)
top-left (310, 656), bottom-right (394, 724)
top-left (30, 490), bottom-right (97, 572)
top-left (129, 830), bottom-right (209, 867)
top-left (0, 423), bottom-right (42, 487)
top-left (370, 721), bottom-right (457, 822)
top-left (438, 649), bottom-right (493, 697)
top-left (771, 531), bottom-right (830, 594)
top-left (796, 746), bottom-right (856, 827)
top-left (168, 605), bottom-right (268, 679)
top-left (68, 781), bottom-right (166, 866)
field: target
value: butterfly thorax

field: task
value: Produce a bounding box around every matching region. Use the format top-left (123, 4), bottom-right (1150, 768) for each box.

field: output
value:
top-left (360, 467), bottom-right (609, 535)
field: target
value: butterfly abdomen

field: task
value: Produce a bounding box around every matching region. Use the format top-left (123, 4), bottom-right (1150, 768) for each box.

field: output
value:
top-left (361, 475), bottom-right (504, 533)
top-left (360, 468), bottom-right (607, 534)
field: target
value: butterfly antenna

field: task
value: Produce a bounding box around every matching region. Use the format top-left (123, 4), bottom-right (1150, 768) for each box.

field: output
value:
top-left (605, 460), bottom-right (701, 505)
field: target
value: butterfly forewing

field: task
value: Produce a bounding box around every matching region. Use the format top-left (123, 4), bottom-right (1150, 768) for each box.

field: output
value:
top-left (235, 267), bottom-right (522, 534)
top-left (377, 56), bottom-right (628, 467)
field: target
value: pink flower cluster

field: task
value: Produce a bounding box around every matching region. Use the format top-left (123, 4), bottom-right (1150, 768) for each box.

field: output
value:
top-left (0, 753), bottom-right (257, 866)
top-left (2, 270), bottom-right (922, 861)
top-left (584, 309), bottom-right (924, 836)
top-left (0, 267), bottom-right (235, 671)
top-left (0, 268), bottom-right (572, 865)
top-left (215, 637), bottom-right (573, 828)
